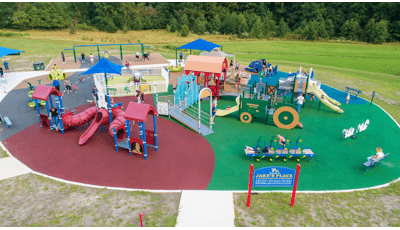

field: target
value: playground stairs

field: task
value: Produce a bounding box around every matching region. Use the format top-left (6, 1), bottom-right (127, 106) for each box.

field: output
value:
top-left (169, 104), bottom-right (213, 136)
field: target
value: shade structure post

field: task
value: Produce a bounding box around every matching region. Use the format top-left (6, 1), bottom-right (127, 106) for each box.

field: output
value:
top-left (107, 91), bottom-right (112, 123)
top-left (97, 45), bottom-right (100, 61)
top-left (175, 49), bottom-right (178, 66)
top-left (143, 121), bottom-right (147, 160)
top-left (120, 45), bottom-right (123, 60)
top-left (153, 115), bottom-right (158, 151)
top-left (113, 127), bottom-right (118, 151)
top-left (139, 122), bottom-right (143, 140)
top-left (73, 47), bottom-right (76, 63)
top-left (35, 99), bottom-right (43, 128)
top-left (45, 100), bottom-right (54, 131)
top-left (49, 95), bottom-right (54, 108)
top-left (104, 72), bottom-right (108, 86)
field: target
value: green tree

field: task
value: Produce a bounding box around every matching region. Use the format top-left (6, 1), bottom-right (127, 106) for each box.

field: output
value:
top-left (170, 17), bottom-right (179, 32)
top-left (179, 13), bottom-right (189, 30)
top-left (193, 17), bottom-right (206, 35)
top-left (134, 17), bottom-right (143, 31)
top-left (363, 19), bottom-right (389, 44)
top-left (209, 14), bottom-right (222, 33)
top-left (325, 19), bottom-right (335, 38)
top-left (262, 10), bottom-right (277, 37)
top-left (180, 24), bottom-right (189, 37)
top-left (250, 18), bottom-right (263, 39)
top-left (276, 17), bottom-right (290, 37)
top-left (302, 20), bottom-right (319, 40)
top-left (237, 14), bottom-right (247, 37)
top-left (105, 19), bottom-right (118, 33)
top-left (318, 19), bottom-right (329, 38)
top-left (12, 10), bottom-right (29, 31)
top-left (341, 19), bottom-right (361, 40)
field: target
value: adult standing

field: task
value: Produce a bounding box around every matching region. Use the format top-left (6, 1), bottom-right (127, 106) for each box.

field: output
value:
top-left (230, 60), bottom-right (233, 71)
top-left (92, 86), bottom-right (98, 102)
top-left (0, 65), bottom-right (3, 78)
top-left (81, 52), bottom-right (85, 63)
top-left (90, 53), bottom-right (94, 64)
top-left (0, 74), bottom-right (8, 93)
top-left (64, 78), bottom-right (72, 94)
top-left (3, 61), bottom-right (9, 72)
top-left (135, 51), bottom-right (140, 61)
top-left (235, 61), bottom-right (240, 71)
top-left (53, 77), bottom-right (60, 91)
top-left (294, 93), bottom-right (305, 113)
top-left (179, 52), bottom-right (183, 63)
top-left (61, 52), bottom-right (65, 63)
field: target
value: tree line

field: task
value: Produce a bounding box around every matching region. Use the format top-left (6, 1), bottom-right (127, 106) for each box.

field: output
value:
top-left (1, 2), bottom-right (400, 44)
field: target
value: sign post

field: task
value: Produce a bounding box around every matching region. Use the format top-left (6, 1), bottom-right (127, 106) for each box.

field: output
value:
top-left (247, 164), bottom-right (254, 208)
top-left (248, 165), bottom-right (300, 208)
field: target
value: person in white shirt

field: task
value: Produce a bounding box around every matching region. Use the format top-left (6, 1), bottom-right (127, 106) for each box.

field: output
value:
top-left (294, 93), bottom-right (305, 113)
top-left (135, 52), bottom-right (140, 62)
top-left (90, 53), bottom-right (94, 64)
top-left (368, 147), bottom-right (385, 165)
top-left (0, 75), bottom-right (8, 93)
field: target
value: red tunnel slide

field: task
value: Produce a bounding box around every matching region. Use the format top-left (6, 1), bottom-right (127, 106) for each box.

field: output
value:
top-left (62, 107), bottom-right (98, 129)
top-left (78, 108), bottom-right (110, 146)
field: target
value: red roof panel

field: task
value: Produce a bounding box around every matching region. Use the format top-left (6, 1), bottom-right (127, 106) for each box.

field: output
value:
top-left (124, 102), bottom-right (157, 122)
top-left (32, 85), bottom-right (63, 101)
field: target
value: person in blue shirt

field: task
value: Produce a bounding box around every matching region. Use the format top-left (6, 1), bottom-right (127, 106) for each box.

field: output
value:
top-left (0, 74), bottom-right (8, 93)
top-left (3, 61), bottom-right (9, 72)
top-left (53, 77), bottom-right (60, 91)
top-left (179, 52), bottom-right (183, 62)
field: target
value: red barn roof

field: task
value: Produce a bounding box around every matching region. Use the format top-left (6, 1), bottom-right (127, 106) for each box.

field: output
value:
top-left (32, 85), bottom-right (63, 101)
top-left (124, 102), bottom-right (157, 122)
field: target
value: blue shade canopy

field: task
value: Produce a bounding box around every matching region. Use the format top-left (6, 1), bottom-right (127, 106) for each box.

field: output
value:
top-left (177, 38), bottom-right (221, 52)
top-left (0, 47), bottom-right (24, 58)
top-left (80, 58), bottom-right (125, 75)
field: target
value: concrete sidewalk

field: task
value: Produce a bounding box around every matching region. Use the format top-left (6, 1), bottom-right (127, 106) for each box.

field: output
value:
top-left (176, 190), bottom-right (235, 227)
top-left (0, 157), bottom-right (32, 181)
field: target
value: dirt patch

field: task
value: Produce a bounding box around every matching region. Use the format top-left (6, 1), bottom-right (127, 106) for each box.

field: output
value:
top-left (233, 188), bottom-right (400, 227)
top-left (0, 174), bottom-right (180, 227)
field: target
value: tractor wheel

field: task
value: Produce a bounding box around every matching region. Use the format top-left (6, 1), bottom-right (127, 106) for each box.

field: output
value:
top-left (240, 112), bottom-right (252, 123)
top-left (273, 106), bottom-right (299, 130)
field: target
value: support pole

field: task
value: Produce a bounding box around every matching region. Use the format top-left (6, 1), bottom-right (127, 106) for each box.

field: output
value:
top-left (291, 74), bottom-right (297, 104)
top-left (120, 45), bottom-right (123, 61)
top-left (55, 96), bottom-right (64, 134)
top-left (175, 49), bottom-right (178, 66)
top-left (45, 100), bottom-right (54, 130)
top-left (370, 91), bottom-right (375, 106)
top-left (153, 115), bottom-right (158, 151)
top-left (35, 99), bottom-right (43, 128)
top-left (198, 91), bottom-right (201, 134)
top-left (125, 120), bottom-right (131, 155)
top-left (143, 122), bottom-right (147, 160)
top-left (73, 47), bottom-right (76, 63)
top-left (107, 91), bottom-right (112, 123)
top-left (303, 75), bottom-right (310, 108)
top-left (59, 96), bottom-right (65, 115)
top-left (49, 95), bottom-right (54, 108)
top-left (113, 127), bottom-right (118, 151)
top-left (247, 164), bottom-right (254, 208)
top-left (97, 45), bottom-right (100, 61)
top-left (291, 164), bottom-right (301, 207)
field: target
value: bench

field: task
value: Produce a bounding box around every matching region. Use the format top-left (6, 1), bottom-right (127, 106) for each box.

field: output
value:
top-left (0, 114), bottom-right (12, 129)
top-left (363, 153), bottom-right (390, 172)
top-left (344, 87), bottom-right (362, 98)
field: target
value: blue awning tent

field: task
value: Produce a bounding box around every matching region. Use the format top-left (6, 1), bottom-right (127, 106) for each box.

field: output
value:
top-left (176, 39), bottom-right (222, 65)
top-left (0, 47), bottom-right (25, 58)
top-left (80, 57), bottom-right (125, 85)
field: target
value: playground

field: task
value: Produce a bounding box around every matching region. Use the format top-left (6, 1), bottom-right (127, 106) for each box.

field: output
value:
top-left (0, 39), bottom-right (399, 194)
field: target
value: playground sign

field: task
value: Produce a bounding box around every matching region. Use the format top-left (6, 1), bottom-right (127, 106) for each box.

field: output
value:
top-left (247, 164), bottom-right (301, 208)
top-left (252, 166), bottom-right (296, 187)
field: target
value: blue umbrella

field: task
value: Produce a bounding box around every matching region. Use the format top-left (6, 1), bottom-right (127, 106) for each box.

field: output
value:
top-left (80, 57), bottom-right (125, 85)
top-left (0, 47), bottom-right (25, 58)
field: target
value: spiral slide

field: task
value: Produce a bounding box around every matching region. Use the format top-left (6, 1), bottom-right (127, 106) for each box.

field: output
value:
top-left (307, 83), bottom-right (343, 113)
top-left (78, 108), bottom-right (110, 146)
top-left (108, 107), bottom-right (128, 143)
top-left (215, 96), bottom-right (240, 117)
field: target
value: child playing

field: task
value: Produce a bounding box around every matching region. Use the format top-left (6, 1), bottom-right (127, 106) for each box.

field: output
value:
top-left (277, 134), bottom-right (287, 147)
top-left (225, 106), bottom-right (230, 111)
top-left (79, 76), bottom-right (83, 83)
top-left (72, 84), bottom-right (78, 93)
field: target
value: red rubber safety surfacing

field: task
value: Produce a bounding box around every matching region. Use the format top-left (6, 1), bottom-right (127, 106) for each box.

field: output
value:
top-left (3, 95), bottom-right (215, 190)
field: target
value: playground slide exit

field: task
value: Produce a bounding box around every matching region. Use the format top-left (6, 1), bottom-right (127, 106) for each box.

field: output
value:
top-left (78, 108), bottom-right (110, 146)
top-left (307, 83), bottom-right (343, 113)
top-left (216, 96), bottom-right (240, 116)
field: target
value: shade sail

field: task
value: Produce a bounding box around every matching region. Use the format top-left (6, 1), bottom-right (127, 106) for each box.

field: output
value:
top-left (0, 47), bottom-right (24, 58)
top-left (177, 39), bottom-right (221, 52)
top-left (79, 58), bottom-right (125, 75)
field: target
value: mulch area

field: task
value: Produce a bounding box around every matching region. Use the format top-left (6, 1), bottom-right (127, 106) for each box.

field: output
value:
top-left (3, 94), bottom-right (215, 190)
top-left (45, 54), bottom-right (170, 71)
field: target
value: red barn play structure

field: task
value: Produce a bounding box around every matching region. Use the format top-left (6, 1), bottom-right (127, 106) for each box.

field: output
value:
top-left (31, 85), bottom-right (158, 160)
top-left (184, 55), bottom-right (228, 99)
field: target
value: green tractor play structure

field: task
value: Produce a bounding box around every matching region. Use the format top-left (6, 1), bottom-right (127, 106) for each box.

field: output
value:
top-left (237, 85), bottom-right (301, 130)
top-left (48, 68), bottom-right (67, 80)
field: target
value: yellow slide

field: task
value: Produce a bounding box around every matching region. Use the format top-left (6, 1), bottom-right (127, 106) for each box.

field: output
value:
top-left (307, 83), bottom-right (343, 113)
top-left (216, 96), bottom-right (240, 116)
